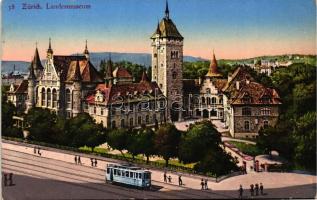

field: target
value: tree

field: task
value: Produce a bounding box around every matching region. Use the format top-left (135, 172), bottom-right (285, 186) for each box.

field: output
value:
top-left (107, 128), bottom-right (129, 157)
top-left (194, 147), bottom-right (239, 177)
top-left (65, 113), bottom-right (105, 151)
top-left (138, 127), bottom-right (156, 163)
top-left (179, 120), bottom-right (221, 163)
top-left (2, 101), bottom-right (16, 132)
top-left (25, 108), bottom-right (57, 143)
top-left (126, 129), bottom-right (142, 160)
top-left (154, 123), bottom-right (181, 167)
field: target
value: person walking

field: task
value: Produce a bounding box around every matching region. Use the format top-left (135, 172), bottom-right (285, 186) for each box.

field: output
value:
top-left (168, 175), bottom-right (172, 183)
top-left (163, 172), bottom-right (167, 183)
top-left (255, 183), bottom-right (259, 196)
top-left (94, 159), bottom-right (98, 167)
top-left (78, 156), bottom-right (82, 165)
top-left (204, 179), bottom-right (208, 190)
top-left (8, 173), bottom-right (13, 186)
top-left (260, 183), bottom-right (264, 195)
top-left (4, 173), bottom-right (8, 187)
top-left (201, 179), bottom-right (204, 190)
top-left (34, 147), bottom-right (36, 154)
top-left (90, 158), bottom-right (94, 166)
top-left (178, 175), bottom-right (182, 186)
top-left (250, 184), bottom-right (254, 196)
top-left (238, 185), bottom-right (243, 199)
top-left (37, 148), bottom-right (41, 156)
top-left (75, 156), bottom-right (78, 164)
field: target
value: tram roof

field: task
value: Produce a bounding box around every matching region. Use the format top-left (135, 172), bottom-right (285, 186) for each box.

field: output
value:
top-left (107, 164), bottom-right (150, 172)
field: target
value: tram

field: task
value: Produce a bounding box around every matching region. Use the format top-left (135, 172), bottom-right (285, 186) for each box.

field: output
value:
top-left (105, 164), bottom-right (151, 188)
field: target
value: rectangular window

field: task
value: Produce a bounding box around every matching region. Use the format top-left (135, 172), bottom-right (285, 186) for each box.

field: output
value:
top-left (130, 172), bottom-right (133, 178)
top-left (107, 168), bottom-right (110, 174)
top-left (118, 170), bottom-right (121, 176)
top-left (114, 169), bottom-right (117, 175)
top-left (139, 173), bottom-right (142, 179)
top-left (126, 171), bottom-right (129, 177)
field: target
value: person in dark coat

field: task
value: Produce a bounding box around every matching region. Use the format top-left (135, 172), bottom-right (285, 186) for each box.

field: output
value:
top-left (75, 156), bottom-right (78, 164)
top-left (90, 158), bottom-right (94, 166)
top-left (78, 156), bottom-right (81, 164)
top-left (201, 179), bottom-right (204, 190)
top-left (168, 175), bottom-right (172, 183)
top-left (260, 183), bottom-right (264, 195)
top-left (178, 175), bottom-right (182, 186)
top-left (163, 172), bottom-right (167, 182)
top-left (238, 185), bottom-right (243, 199)
top-left (250, 184), bottom-right (254, 196)
top-left (204, 179), bottom-right (208, 190)
top-left (255, 183), bottom-right (259, 196)
top-left (94, 159), bottom-right (98, 167)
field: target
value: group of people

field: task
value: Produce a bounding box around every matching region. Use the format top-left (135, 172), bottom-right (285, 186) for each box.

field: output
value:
top-left (200, 179), bottom-right (208, 190)
top-left (74, 155), bottom-right (82, 165)
top-left (33, 147), bottom-right (42, 156)
top-left (238, 183), bottom-right (264, 198)
top-left (3, 173), bottom-right (14, 186)
top-left (163, 172), bottom-right (172, 183)
top-left (90, 158), bottom-right (98, 167)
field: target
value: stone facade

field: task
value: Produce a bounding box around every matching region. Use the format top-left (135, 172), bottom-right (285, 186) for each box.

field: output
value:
top-left (151, 2), bottom-right (183, 122)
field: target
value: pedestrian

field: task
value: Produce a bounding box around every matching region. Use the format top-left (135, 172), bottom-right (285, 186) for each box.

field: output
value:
top-left (75, 156), bottom-right (78, 164)
top-left (238, 185), bottom-right (243, 199)
top-left (204, 179), bottom-right (208, 190)
top-left (90, 158), bottom-right (94, 166)
top-left (8, 173), bottom-right (13, 186)
top-left (250, 184), bottom-right (254, 196)
top-left (168, 175), bottom-right (172, 183)
top-left (94, 159), bottom-right (98, 167)
top-left (178, 175), bottom-right (182, 186)
top-left (260, 183), bottom-right (264, 195)
top-left (201, 179), bottom-right (204, 190)
top-left (78, 156), bottom-right (81, 164)
top-left (255, 183), bottom-right (259, 196)
top-left (37, 148), bottom-right (41, 156)
top-left (4, 173), bottom-right (8, 186)
top-left (33, 147), bottom-right (36, 154)
top-left (163, 172), bottom-right (167, 183)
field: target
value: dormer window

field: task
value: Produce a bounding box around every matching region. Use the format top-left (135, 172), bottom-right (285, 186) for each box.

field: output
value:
top-left (261, 95), bottom-right (270, 104)
top-left (243, 92), bottom-right (251, 104)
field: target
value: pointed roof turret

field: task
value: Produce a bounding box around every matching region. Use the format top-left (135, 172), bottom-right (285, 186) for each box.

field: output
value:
top-left (73, 59), bottom-right (82, 81)
top-left (28, 61), bottom-right (36, 80)
top-left (140, 70), bottom-right (150, 83)
top-left (47, 38), bottom-right (53, 54)
top-left (165, 0), bottom-right (169, 19)
top-left (83, 40), bottom-right (89, 55)
top-left (206, 50), bottom-right (222, 77)
top-left (154, 21), bottom-right (161, 36)
top-left (105, 53), bottom-right (113, 79)
top-left (32, 46), bottom-right (44, 71)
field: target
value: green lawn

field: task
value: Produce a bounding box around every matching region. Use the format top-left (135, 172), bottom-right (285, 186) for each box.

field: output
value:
top-left (79, 146), bottom-right (109, 154)
top-left (228, 141), bottom-right (263, 157)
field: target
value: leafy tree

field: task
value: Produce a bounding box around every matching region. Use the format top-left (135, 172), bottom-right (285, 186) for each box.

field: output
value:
top-left (2, 101), bottom-right (16, 132)
top-left (138, 127), bottom-right (156, 163)
top-left (25, 108), bottom-right (57, 143)
top-left (154, 123), bottom-right (181, 167)
top-left (194, 147), bottom-right (239, 177)
top-left (179, 120), bottom-right (221, 163)
top-left (126, 129), bottom-right (142, 160)
top-left (107, 128), bottom-right (129, 157)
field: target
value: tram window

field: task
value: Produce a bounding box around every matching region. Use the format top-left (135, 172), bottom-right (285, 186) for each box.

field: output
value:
top-left (118, 170), bottom-right (121, 176)
top-left (107, 168), bottom-right (110, 174)
top-left (122, 171), bottom-right (125, 177)
top-left (139, 173), bottom-right (141, 179)
top-left (130, 172), bottom-right (133, 177)
top-left (144, 173), bottom-right (148, 179)
top-left (133, 173), bottom-right (136, 178)
top-left (126, 171), bottom-right (129, 177)
top-left (114, 169), bottom-right (117, 175)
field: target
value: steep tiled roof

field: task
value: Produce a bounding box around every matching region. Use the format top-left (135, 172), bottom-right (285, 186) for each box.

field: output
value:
top-left (213, 79), bottom-right (227, 91)
top-left (86, 81), bottom-right (163, 105)
top-left (206, 52), bottom-right (222, 77)
top-left (54, 55), bottom-right (103, 83)
top-left (10, 80), bottom-right (28, 94)
top-left (113, 67), bottom-right (133, 78)
top-left (151, 18), bottom-right (183, 39)
top-left (223, 67), bottom-right (281, 105)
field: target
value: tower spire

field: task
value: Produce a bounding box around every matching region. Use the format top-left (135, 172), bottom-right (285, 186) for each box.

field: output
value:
top-left (165, 0), bottom-right (169, 19)
top-left (83, 39), bottom-right (89, 55)
top-left (47, 37), bottom-right (53, 55)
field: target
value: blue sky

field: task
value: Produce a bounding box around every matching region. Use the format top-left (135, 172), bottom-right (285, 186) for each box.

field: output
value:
top-left (2, 0), bottom-right (316, 60)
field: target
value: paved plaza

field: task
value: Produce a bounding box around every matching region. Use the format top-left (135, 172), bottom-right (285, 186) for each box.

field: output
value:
top-left (2, 140), bottom-right (317, 199)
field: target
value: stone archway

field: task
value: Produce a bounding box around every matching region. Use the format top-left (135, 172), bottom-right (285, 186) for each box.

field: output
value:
top-left (203, 109), bottom-right (209, 118)
top-left (210, 109), bottom-right (217, 117)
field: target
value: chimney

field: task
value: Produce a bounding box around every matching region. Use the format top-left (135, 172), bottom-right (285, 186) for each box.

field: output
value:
top-left (236, 81), bottom-right (240, 90)
top-left (228, 73), bottom-right (233, 82)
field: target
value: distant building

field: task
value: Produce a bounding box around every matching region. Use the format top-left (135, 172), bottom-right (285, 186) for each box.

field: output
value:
top-left (222, 67), bottom-right (281, 138)
top-left (6, 80), bottom-right (28, 112)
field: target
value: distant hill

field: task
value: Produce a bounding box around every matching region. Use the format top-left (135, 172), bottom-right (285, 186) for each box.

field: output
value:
top-left (1, 52), bottom-right (206, 73)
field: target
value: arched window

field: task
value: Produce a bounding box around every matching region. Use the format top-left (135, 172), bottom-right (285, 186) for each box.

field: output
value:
top-left (138, 116), bottom-right (142, 125)
top-left (47, 88), bottom-right (51, 107)
top-left (210, 109), bottom-right (217, 116)
top-left (201, 97), bottom-right (205, 104)
top-left (112, 120), bottom-right (116, 129)
top-left (121, 119), bottom-right (125, 128)
top-left (263, 120), bottom-right (269, 128)
top-left (52, 89), bottom-right (57, 108)
top-left (130, 118), bottom-right (133, 127)
top-left (244, 121), bottom-right (250, 131)
top-left (41, 88), bottom-right (45, 106)
top-left (66, 89), bottom-right (71, 109)
top-left (172, 71), bottom-right (177, 79)
top-left (211, 97), bottom-right (217, 104)
top-left (207, 97), bottom-right (211, 105)
top-left (242, 107), bottom-right (251, 116)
